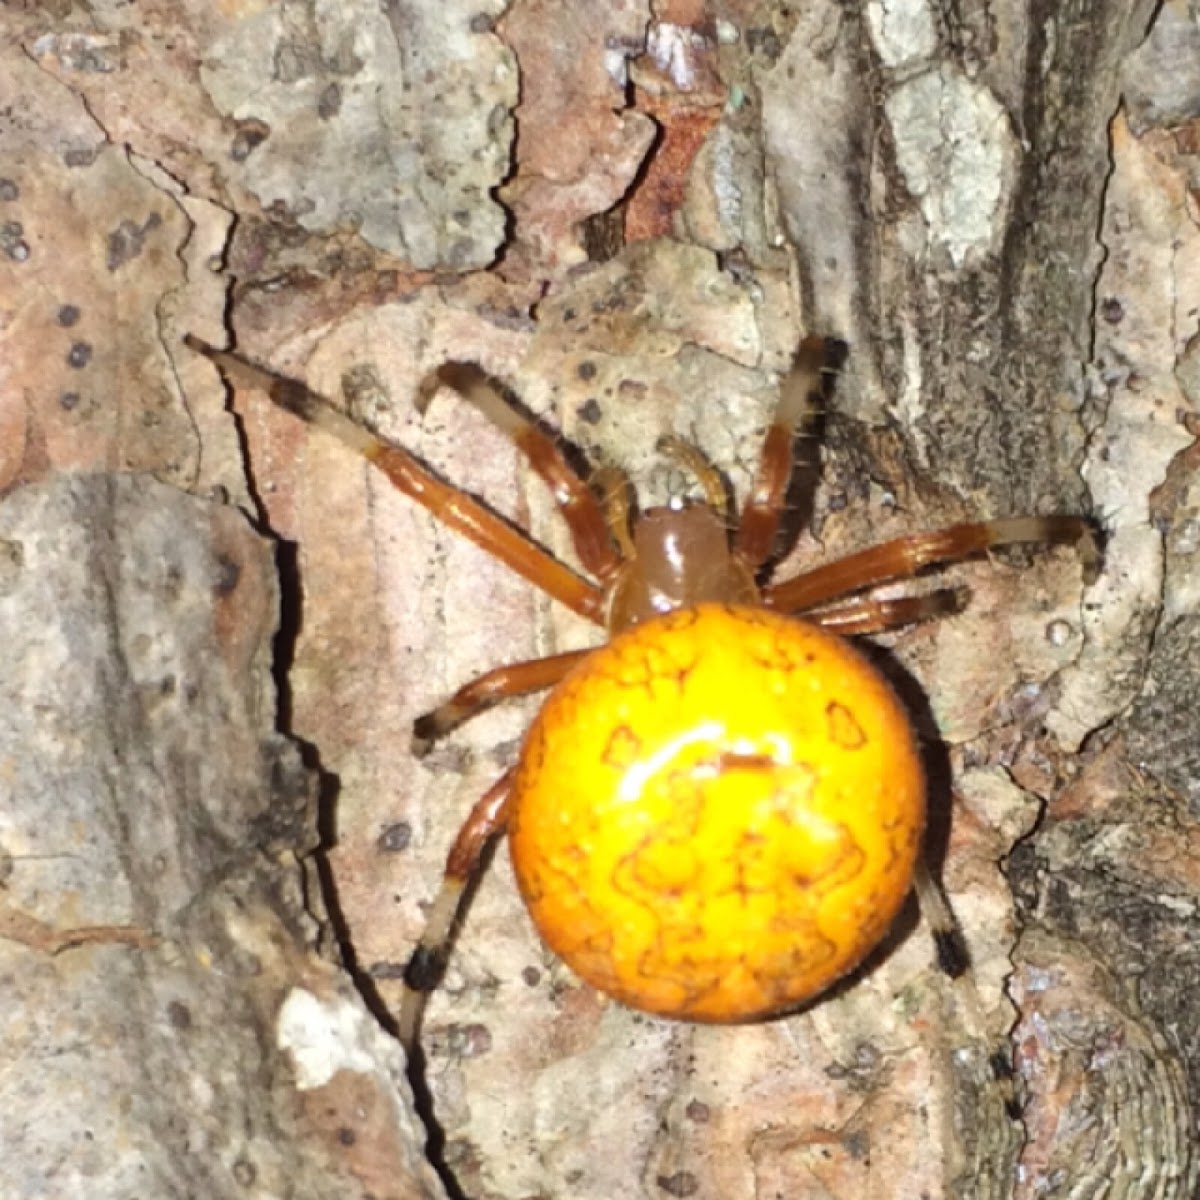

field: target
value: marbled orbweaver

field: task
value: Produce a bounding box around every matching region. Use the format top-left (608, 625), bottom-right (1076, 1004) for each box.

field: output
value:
top-left (185, 334), bottom-right (1096, 1057)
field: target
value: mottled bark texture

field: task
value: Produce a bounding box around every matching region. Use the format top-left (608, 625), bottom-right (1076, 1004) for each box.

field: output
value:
top-left (2, 1), bottom-right (1198, 1198)
top-left (0, 476), bottom-right (441, 1198)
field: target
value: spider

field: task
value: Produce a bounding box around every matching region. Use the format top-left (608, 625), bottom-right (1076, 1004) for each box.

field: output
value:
top-left (185, 333), bottom-right (1096, 1062)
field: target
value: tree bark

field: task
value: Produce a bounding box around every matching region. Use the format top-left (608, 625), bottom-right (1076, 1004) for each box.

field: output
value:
top-left (2, 2), bottom-right (1197, 1198)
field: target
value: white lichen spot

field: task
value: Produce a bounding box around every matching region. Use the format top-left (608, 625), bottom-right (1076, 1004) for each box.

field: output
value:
top-left (866, 0), bottom-right (937, 68)
top-left (884, 66), bottom-right (1015, 268)
top-left (603, 47), bottom-right (631, 88)
top-left (647, 23), bottom-right (706, 91)
top-left (715, 20), bottom-right (740, 46)
top-left (1045, 618), bottom-right (1074, 647)
top-left (276, 988), bottom-right (376, 1089)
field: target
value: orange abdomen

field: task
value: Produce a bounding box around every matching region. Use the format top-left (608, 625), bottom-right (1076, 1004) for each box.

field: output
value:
top-left (507, 604), bottom-right (926, 1022)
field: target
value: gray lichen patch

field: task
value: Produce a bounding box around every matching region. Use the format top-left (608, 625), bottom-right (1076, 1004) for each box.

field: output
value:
top-left (883, 66), bottom-right (1017, 269)
top-left (0, 474), bottom-right (441, 1199)
top-left (199, 0), bottom-right (516, 268)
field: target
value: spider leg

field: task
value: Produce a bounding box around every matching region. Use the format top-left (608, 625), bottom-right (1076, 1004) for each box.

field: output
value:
top-left (420, 364), bottom-right (623, 584)
top-left (185, 337), bottom-right (606, 624)
top-left (411, 649), bottom-right (588, 755)
top-left (763, 516), bottom-right (1099, 614)
top-left (657, 435), bottom-right (732, 521)
top-left (911, 859), bottom-right (970, 982)
top-left (735, 335), bottom-right (829, 569)
top-left (591, 464), bottom-right (636, 559)
top-left (806, 586), bottom-right (968, 636)
top-left (911, 859), bottom-right (1019, 1117)
top-left (399, 769), bottom-right (514, 1056)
